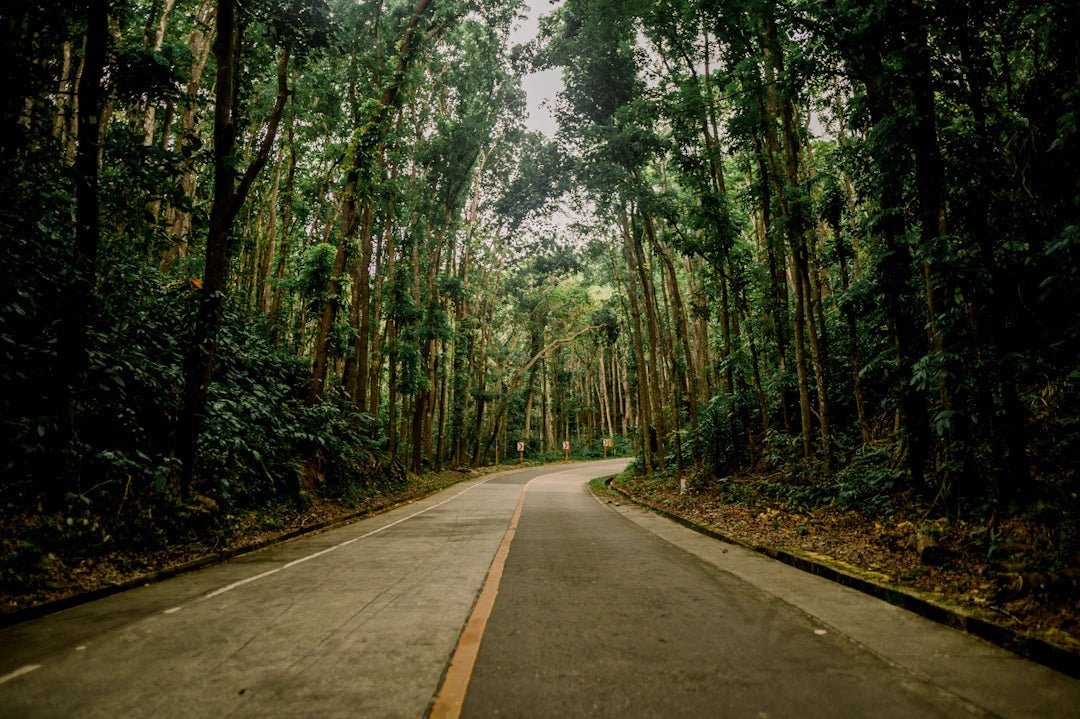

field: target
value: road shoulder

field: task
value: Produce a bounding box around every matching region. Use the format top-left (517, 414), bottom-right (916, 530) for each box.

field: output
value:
top-left (596, 483), bottom-right (1080, 718)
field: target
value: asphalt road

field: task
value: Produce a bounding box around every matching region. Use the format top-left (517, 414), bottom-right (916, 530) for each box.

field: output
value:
top-left (1, 460), bottom-right (1078, 718)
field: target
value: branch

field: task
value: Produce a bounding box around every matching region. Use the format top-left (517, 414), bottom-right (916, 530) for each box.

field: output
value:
top-left (481, 325), bottom-right (601, 458)
top-left (231, 42), bottom-right (291, 223)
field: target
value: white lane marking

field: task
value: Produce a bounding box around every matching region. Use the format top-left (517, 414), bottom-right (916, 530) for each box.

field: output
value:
top-left (0, 665), bottom-right (41, 685)
top-left (75, 646), bottom-right (87, 651)
top-left (163, 607), bottom-right (182, 614)
top-left (195, 475), bottom-right (500, 603)
top-left (203, 568), bottom-right (283, 599)
top-left (281, 546), bottom-right (338, 569)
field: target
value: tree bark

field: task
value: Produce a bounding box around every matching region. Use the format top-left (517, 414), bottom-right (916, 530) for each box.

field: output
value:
top-left (141, 0), bottom-right (178, 146)
top-left (627, 210), bottom-right (667, 467)
top-left (175, 14), bottom-right (290, 494)
top-left (162, 0), bottom-right (215, 271)
top-left (52, 0), bottom-right (108, 506)
top-left (308, 0), bottom-right (435, 403)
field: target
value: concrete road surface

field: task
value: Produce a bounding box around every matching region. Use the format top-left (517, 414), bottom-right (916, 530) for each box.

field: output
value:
top-left (1, 460), bottom-right (1077, 718)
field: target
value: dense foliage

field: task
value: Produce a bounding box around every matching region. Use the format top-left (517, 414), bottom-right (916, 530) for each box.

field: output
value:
top-left (1, 0), bottom-right (1078, 582)
top-left (535, 0), bottom-right (1080, 527)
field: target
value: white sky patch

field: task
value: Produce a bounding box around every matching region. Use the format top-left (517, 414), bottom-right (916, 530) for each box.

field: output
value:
top-left (509, 2), bottom-right (563, 138)
top-left (520, 69), bottom-right (562, 138)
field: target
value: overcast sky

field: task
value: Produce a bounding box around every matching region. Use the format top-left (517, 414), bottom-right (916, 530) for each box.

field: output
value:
top-left (509, 2), bottom-right (563, 137)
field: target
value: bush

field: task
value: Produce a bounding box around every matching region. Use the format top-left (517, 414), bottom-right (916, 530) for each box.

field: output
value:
top-left (697, 392), bottom-right (752, 476)
top-left (832, 445), bottom-right (908, 514)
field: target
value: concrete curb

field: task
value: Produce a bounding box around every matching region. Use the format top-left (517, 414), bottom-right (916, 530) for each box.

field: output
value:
top-left (605, 477), bottom-right (1080, 680)
top-left (0, 468), bottom-right (512, 631)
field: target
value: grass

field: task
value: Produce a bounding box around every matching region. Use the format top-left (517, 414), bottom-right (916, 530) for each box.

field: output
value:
top-left (588, 475), bottom-right (622, 499)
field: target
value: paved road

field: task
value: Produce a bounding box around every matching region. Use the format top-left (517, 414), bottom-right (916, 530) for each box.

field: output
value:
top-left (1, 460), bottom-right (1078, 718)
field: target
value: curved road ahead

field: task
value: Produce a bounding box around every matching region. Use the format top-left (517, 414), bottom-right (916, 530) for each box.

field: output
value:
top-left (1, 460), bottom-right (1077, 717)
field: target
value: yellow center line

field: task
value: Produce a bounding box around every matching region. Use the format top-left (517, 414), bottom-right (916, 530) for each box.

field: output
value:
top-left (428, 476), bottom-right (538, 719)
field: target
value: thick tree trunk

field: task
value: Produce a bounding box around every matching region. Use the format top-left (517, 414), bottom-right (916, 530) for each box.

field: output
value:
top-left (618, 221), bottom-right (654, 473)
top-left (627, 211), bottom-right (667, 467)
top-left (175, 20), bottom-right (289, 494)
top-left (175, 0), bottom-right (242, 494)
top-left (53, 0), bottom-right (108, 506)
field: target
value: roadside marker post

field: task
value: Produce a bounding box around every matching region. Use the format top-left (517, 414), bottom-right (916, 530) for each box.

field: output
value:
top-left (563, 440), bottom-right (569, 462)
top-left (517, 441), bottom-right (524, 464)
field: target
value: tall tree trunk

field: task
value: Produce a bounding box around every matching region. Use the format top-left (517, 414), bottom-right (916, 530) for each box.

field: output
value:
top-left (175, 22), bottom-right (290, 493)
top-left (141, 0), bottom-right (178, 146)
top-left (255, 147), bottom-right (283, 313)
top-left (598, 347), bottom-right (614, 439)
top-left (955, 11), bottom-right (1028, 499)
top-left (342, 199), bottom-right (375, 399)
top-left (308, 0), bottom-right (435, 403)
top-left (175, 0), bottom-right (242, 494)
top-left (652, 230), bottom-right (699, 436)
top-left (627, 211), bottom-right (667, 467)
top-left (369, 181), bottom-right (398, 417)
top-left (866, 80), bottom-right (932, 491)
top-left (686, 257), bottom-right (713, 398)
top-left (52, 40), bottom-right (76, 145)
top-left (268, 122), bottom-right (297, 339)
top-left (618, 220), bottom-right (654, 473)
top-left (161, 0), bottom-right (215, 272)
top-left (53, 0), bottom-right (108, 507)
top-left (469, 294), bottom-right (492, 465)
top-left (789, 257), bottom-right (813, 456)
top-left (830, 205), bottom-right (870, 444)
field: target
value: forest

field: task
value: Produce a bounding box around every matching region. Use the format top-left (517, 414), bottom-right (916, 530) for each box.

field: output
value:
top-left (2, 0), bottom-right (1078, 614)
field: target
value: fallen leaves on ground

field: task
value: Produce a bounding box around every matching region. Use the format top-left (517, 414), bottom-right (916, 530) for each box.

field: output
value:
top-left (615, 472), bottom-right (1080, 653)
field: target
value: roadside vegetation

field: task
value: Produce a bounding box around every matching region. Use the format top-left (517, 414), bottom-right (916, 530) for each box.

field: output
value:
top-left (2, 0), bottom-right (1078, 646)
